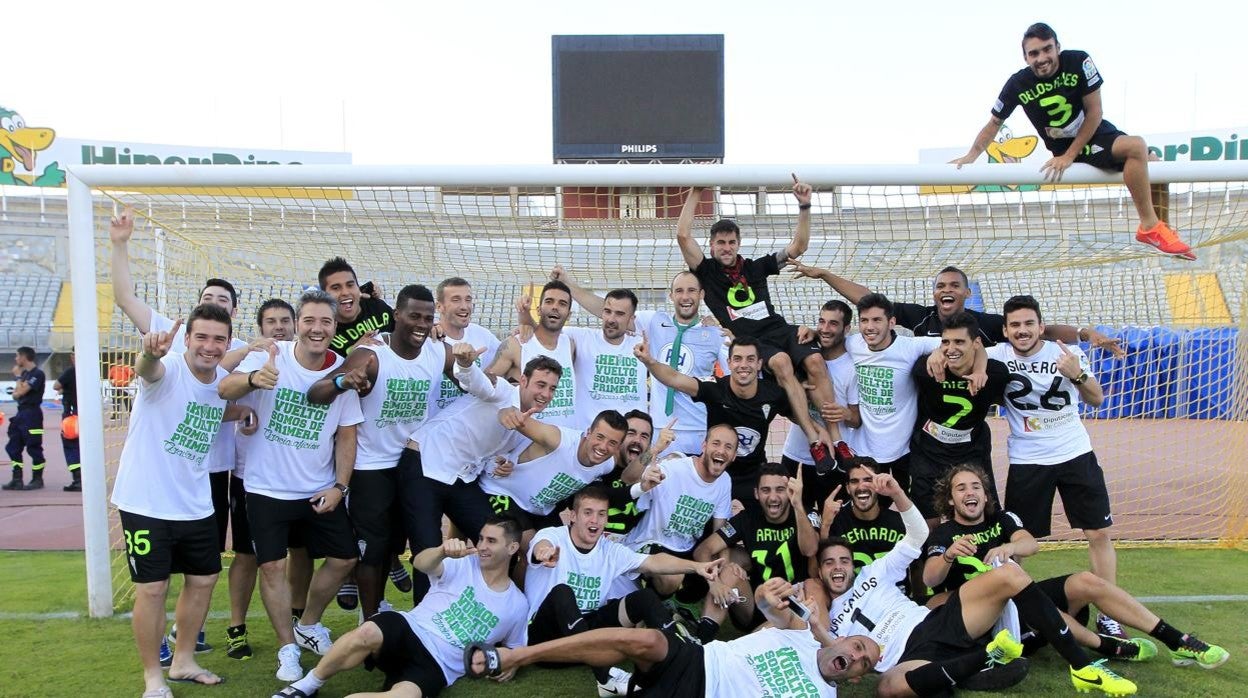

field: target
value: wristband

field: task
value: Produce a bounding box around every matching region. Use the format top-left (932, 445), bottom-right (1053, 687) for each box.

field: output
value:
top-left (798, 203), bottom-right (812, 211)
top-left (1072, 371), bottom-right (1089, 386)
top-left (333, 374), bottom-right (347, 391)
top-left (247, 370), bottom-right (258, 388)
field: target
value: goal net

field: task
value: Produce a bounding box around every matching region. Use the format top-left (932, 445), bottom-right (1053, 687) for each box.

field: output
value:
top-left (68, 163), bottom-right (1248, 610)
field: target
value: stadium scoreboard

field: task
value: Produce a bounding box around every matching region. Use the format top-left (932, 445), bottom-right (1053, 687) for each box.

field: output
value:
top-left (552, 34), bottom-right (725, 161)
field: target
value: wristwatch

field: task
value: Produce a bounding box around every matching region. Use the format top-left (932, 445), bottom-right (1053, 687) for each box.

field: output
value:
top-left (334, 482), bottom-right (350, 496)
top-left (1072, 372), bottom-right (1090, 385)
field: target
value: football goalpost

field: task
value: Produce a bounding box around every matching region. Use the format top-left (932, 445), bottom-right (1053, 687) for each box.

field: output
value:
top-left (66, 162), bottom-right (1248, 617)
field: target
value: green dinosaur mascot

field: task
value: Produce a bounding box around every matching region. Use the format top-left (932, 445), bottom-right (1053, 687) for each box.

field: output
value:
top-left (0, 106), bottom-right (66, 186)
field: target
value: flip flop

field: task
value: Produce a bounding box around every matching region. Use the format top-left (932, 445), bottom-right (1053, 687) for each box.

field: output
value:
top-left (463, 642), bottom-right (503, 678)
top-left (168, 670), bottom-right (226, 686)
top-left (272, 687), bottom-right (316, 697)
top-left (141, 688), bottom-right (172, 698)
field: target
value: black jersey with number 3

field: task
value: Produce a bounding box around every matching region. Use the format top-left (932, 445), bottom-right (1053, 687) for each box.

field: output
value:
top-left (992, 49), bottom-right (1118, 155)
top-left (717, 505), bottom-right (808, 587)
top-left (923, 510), bottom-right (1024, 593)
top-left (909, 357), bottom-right (1008, 465)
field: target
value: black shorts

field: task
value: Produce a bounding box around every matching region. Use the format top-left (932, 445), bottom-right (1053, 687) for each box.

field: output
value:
top-left (1060, 128), bottom-right (1128, 171)
top-left (1005, 452), bottom-right (1112, 538)
top-left (907, 448), bottom-right (999, 521)
top-left (365, 610), bottom-right (448, 696)
top-left (487, 493), bottom-right (563, 532)
top-left (898, 589), bottom-right (977, 665)
top-left (210, 471), bottom-right (231, 553)
top-left (630, 629), bottom-right (705, 697)
top-left (245, 491), bottom-right (358, 564)
top-left (228, 474), bottom-right (254, 555)
top-left (349, 467), bottom-right (406, 566)
top-left (119, 510), bottom-right (222, 583)
top-left (754, 324), bottom-right (821, 378)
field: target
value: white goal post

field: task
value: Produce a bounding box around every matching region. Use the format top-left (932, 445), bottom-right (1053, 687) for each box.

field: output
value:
top-left (66, 161), bottom-right (1248, 617)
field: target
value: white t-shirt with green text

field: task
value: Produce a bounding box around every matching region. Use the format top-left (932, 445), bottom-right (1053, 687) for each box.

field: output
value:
top-left (481, 426), bottom-right (614, 516)
top-left (524, 524), bottom-right (648, 620)
top-left (111, 354), bottom-right (227, 520)
top-left (353, 341), bottom-right (447, 470)
top-left (622, 455), bottom-right (732, 553)
top-left (703, 627), bottom-right (838, 698)
top-left (236, 341), bottom-right (363, 500)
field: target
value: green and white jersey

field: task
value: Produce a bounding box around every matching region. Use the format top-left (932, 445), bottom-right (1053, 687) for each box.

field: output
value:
top-left (481, 426), bottom-right (614, 516)
top-left (522, 332), bottom-right (578, 428)
top-left (403, 556), bottom-right (528, 685)
top-left (565, 326), bottom-right (647, 429)
top-left (111, 354), bottom-right (227, 520)
top-left (703, 627), bottom-right (838, 697)
top-left (353, 340), bottom-right (446, 470)
top-left (623, 455), bottom-right (732, 553)
top-left (524, 524), bottom-right (648, 618)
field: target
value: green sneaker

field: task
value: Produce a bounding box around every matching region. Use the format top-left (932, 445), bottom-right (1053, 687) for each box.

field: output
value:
top-left (1171, 643), bottom-right (1230, 669)
top-left (986, 629), bottom-right (1023, 665)
top-left (1126, 638), bottom-right (1157, 662)
top-left (1071, 659), bottom-right (1137, 696)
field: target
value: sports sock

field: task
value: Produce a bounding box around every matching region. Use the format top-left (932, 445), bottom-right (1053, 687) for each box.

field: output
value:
top-left (625, 589), bottom-right (672, 629)
top-left (291, 607), bottom-right (305, 619)
top-left (1094, 634), bottom-right (1137, 659)
top-left (904, 649), bottom-right (990, 696)
top-left (1012, 582), bottom-right (1091, 668)
top-left (696, 617), bottom-right (720, 644)
top-left (291, 669), bottom-right (327, 694)
top-left (1149, 620), bottom-right (1208, 652)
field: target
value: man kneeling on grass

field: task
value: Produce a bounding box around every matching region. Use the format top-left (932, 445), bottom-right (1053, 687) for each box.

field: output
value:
top-left (273, 516), bottom-right (528, 698)
top-left (464, 576), bottom-right (879, 697)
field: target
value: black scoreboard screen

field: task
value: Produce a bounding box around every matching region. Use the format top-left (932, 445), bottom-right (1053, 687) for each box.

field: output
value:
top-left (553, 35), bottom-right (724, 160)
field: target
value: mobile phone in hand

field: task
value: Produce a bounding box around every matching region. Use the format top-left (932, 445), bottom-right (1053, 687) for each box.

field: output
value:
top-left (787, 595), bottom-right (812, 621)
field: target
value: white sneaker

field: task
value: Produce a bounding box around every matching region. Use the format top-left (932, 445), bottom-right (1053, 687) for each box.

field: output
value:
top-left (597, 666), bottom-right (632, 697)
top-left (276, 643), bottom-right (304, 682)
top-left (294, 622), bottom-right (334, 656)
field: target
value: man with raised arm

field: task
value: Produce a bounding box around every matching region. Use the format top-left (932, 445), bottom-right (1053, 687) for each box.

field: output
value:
top-left (553, 265), bottom-right (724, 456)
top-left (789, 261), bottom-right (1125, 357)
top-left (486, 280), bottom-right (579, 427)
top-left (952, 22), bottom-right (1194, 260)
top-left (220, 289), bottom-right (364, 682)
top-left (272, 518), bottom-right (529, 698)
top-left (635, 334), bottom-right (832, 502)
top-left (677, 180), bottom-right (843, 468)
top-left (431, 277), bottom-right (501, 412)
top-left (111, 305), bottom-right (250, 694)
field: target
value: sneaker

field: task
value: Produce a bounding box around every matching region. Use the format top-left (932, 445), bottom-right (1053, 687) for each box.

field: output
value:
top-left (1070, 659), bottom-right (1137, 696)
top-left (1136, 221), bottom-right (1196, 260)
top-left (1170, 642), bottom-right (1230, 669)
top-left (63, 481), bottom-right (81, 492)
top-left (226, 624), bottom-right (253, 660)
top-left (158, 636), bottom-right (173, 668)
top-left (22, 478), bottom-right (44, 490)
top-left (294, 622), bottom-right (334, 656)
top-left (834, 441), bottom-right (855, 471)
top-left (168, 626), bottom-right (213, 653)
top-left (962, 656), bottom-right (1030, 691)
top-left (389, 564), bottom-right (413, 593)
top-left (276, 643), bottom-right (304, 682)
top-left (809, 442), bottom-right (838, 476)
top-left (2, 476), bottom-right (24, 491)
top-left (986, 629), bottom-right (1024, 665)
top-left (1096, 613), bottom-right (1129, 641)
top-left (1100, 635), bottom-right (1157, 662)
top-left (597, 667), bottom-right (632, 697)
top-left (335, 583), bottom-right (359, 611)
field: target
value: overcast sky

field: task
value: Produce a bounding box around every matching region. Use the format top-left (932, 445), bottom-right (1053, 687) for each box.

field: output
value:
top-left (8, 0), bottom-right (1242, 165)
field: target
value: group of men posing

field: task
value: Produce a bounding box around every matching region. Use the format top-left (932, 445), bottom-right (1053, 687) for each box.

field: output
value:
top-left (106, 24), bottom-right (1222, 698)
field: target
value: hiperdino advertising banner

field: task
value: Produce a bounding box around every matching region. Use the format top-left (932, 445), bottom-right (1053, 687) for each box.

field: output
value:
top-left (917, 126), bottom-right (1247, 194)
top-left (1, 103), bottom-right (350, 195)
